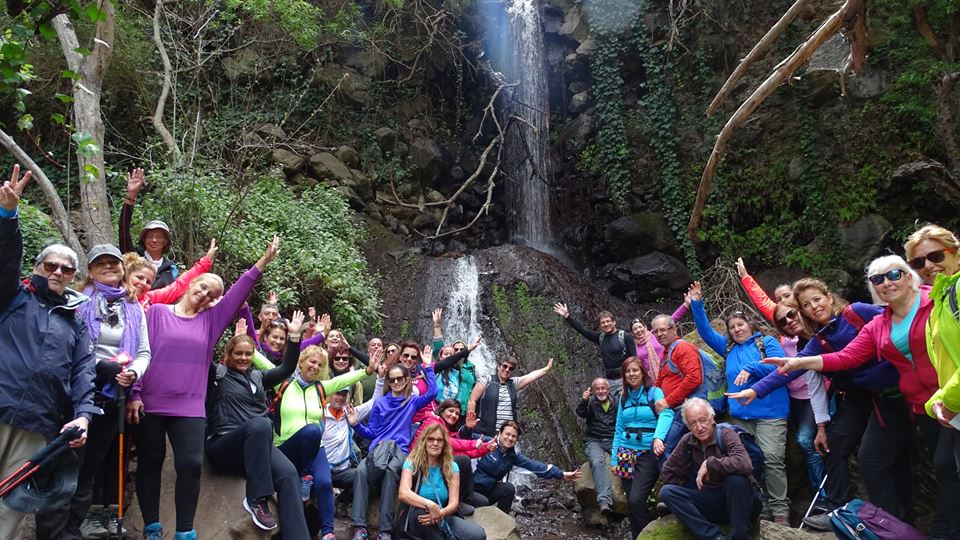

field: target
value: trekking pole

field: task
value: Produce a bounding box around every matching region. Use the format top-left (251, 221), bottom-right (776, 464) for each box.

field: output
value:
top-left (115, 392), bottom-right (126, 540)
top-left (799, 473), bottom-right (829, 531)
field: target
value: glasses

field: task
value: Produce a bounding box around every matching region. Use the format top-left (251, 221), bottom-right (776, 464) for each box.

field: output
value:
top-left (498, 364), bottom-right (515, 372)
top-left (453, 347), bottom-right (465, 352)
top-left (775, 309), bottom-right (798, 328)
top-left (908, 248), bottom-right (955, 270)
top-left (41, 261), bottom-right (77, 276)
top-left (868, 269), bottom-right (904, 286)
top-left (386, 348), bottom-right (398, 354)
top-left (388, 376), bottom-right (407, 383)
top-left (400, 352), bottom-right (417, 359)
top-left (334, 356), bottom-right (351, 362)
top-left (92, 258), bottom-right (121, 268)
top-left (425, 437), bottom-right (445, 445)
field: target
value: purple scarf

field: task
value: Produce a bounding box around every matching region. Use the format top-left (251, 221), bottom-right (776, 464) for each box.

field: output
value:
top-left (80, 281), bottom-right (143, 356)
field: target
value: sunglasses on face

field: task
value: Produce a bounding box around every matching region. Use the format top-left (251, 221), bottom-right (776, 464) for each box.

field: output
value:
top-left (334, 356), bottom-right (351, 362)
top-left (41, 261), bottom-right (77, 276)
top-left (388, 376), bottom-right (407, 383)
top-left (453, 347), bottom-right (465, 352)
top-left (386, 348), bottom-right (398, 354)
top-left (776, 309), bottom-right (798, 328)
top-left (499, 364), bottom-right (515, 372)
top-left (907, 248), bottom-right (956, 270)
top-left (400, 352), bottom-right (417, 359)
top-left (868, 269), bottom-right (904, 286)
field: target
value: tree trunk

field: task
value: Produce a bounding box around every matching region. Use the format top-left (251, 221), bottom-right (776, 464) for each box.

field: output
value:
top-left (52, 1), bottom-right (115, 248)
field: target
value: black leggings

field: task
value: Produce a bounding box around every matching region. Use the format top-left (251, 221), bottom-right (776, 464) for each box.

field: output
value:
top-left (135, 414), bottom-right (205, 532)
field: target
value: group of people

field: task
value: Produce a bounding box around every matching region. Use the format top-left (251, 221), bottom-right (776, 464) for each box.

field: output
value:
top-left (564, 228), bottom-right (960, 540)
top-left (3, 157), bottom-right (960, 540)
top-left (0, 164), bottom-right (584, 540)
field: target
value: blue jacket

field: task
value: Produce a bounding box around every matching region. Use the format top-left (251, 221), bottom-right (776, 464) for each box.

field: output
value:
top-left (0, 216), bottom-right (97, 440)
top-left (355, 365), bottom-right (436, 453)
top-left (750, 302), bottom-right (890, 401)
top-left (610, 386), bottom-right (673, 468)
top-left (692, 300), bottom-right (789, 420)
top-left (474, 443), bottom-right (563, 493)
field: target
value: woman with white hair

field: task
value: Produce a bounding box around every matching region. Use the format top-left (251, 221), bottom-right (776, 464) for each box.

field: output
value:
top-left (767, 255), bottom-right (960, 538)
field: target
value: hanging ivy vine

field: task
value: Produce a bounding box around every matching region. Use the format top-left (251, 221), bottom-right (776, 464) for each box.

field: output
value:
top-left (629, 6), bottom-right (700, 274)
top-left (589, 30), bottom-right (631, 209)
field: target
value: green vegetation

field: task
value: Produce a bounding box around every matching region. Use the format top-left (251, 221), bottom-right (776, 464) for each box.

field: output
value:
top-left (491, 282), bottom-right (570, 374)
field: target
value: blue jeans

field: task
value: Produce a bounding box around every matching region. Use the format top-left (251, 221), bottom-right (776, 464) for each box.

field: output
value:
top-left (658, 411), bottom-right (687, 470)
top-left (660, 475), bottom-right (761, 540)
top-left (790, 397), bottom-right (824, 492)
top-left (277, 424), bottom-right (335, 537)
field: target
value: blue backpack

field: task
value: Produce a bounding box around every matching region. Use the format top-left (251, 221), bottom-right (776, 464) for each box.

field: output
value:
top-left (714, 423), bottom-right (764, 487)
top-left (829, 499), bottom-right (925, 540)
top-left (665, 341), bottom-right (728, 414)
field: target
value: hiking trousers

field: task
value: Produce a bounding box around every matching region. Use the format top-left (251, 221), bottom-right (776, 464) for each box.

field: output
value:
top-left (916, 414), bottom-right (960, 538)
top-left (583, 437), bottom-right (613, 509)
top-left (728, 417), bottom-right (789, 518)
top-left (620, 451), bottom-right (659, 539)
top-left (0, 422), bottom-right (45, 540)
top-left (659, 474), bottom-right (762, 540)
top-left (856, 395), bottom-right (913, 520)
top-left (135, 414), bottom-right (205, 532)
top-left (276, 423), bottom-right (336, 537)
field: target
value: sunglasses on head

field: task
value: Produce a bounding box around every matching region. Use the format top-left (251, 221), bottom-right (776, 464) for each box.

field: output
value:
top-left (775, 309), bottom-right (798, 327)
top-left (907, 248), bottom-right (956, 270)
top-left (868, 269), bottom-right (904, 286)
top-left (41, 261), bottom-right (77, 276)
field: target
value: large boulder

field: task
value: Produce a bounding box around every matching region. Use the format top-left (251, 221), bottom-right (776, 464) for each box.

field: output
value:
top-left (221, 48), bottom-right (273, 83)
top-left (309, 152), bottom-right (353, 183)
top-left (606, 252), bottom-right (693, 303)
top-left (312, 64), bottom-right (372, 105)
top-left (272, 149), bottom-right (304, 175)
top-left (558, 113), bottom-right (595, 153)
top-left (374, 127), bottom-right (398, 153)
top-left (637, 514), bottom-right (829, 539)
top-left (125, 444), bottom-right (277, 539)
top-left (464, 506), bottom-right (520, 540)
top-left (573, 460), bottom-right (629, 519)
top-left (839, 213), bottom-right (892, 274)
top-left (337, 145), bottom-right (360, 168)
top-left (409, 138), bottom-right (444, 183)
top-left (603, 213), bottom-right (675, 261)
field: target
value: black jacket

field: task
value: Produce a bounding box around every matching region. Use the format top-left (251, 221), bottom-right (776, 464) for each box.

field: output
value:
top-left (566, 316), bottom-right (636, 379)
top-left (576, 394), bottom-right (619, 441)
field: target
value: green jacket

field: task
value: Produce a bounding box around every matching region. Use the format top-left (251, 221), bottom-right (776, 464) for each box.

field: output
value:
top-left (432, 337), bottom-right (477, 411)
top-left (271, 368), bottom-right (368, 446)
top-left (924, 271), bottom-right (960, 416)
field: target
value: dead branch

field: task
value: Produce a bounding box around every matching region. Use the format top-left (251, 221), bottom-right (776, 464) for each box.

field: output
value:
top-left (891, 159), bottom-right (960, 202)
top-left (707, 0), bottom-right (811, 117)
top-left (688, 0), bottom-right (869, 244)
top-left (913, 6), bottom-right (948, 62)
top-left (152, 0), bottom-right (182, 165)
top-left (0, 127), bottom-right (86, 269)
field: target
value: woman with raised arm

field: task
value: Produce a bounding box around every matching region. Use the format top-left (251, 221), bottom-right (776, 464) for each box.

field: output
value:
top-left (204, 311), bottom-right (307, 535)
top-left (129, 235), bottom-right (280, 540)
top-left (766, 256), bottom-right (960, 538)
top-left (688, 281), bottom-right (790, 524)
top-left (124, 239), bottom-right (217, 311)
top-left (398, 423), bottom-right (487, 540)
top-left (118, 168), bottom-right (179, 289)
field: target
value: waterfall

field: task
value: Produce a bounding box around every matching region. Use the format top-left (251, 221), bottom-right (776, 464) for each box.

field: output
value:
top-left (502, 0), bottom-right (553, 251)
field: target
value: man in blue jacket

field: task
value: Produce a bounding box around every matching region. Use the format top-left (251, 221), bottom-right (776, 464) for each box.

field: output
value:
top-left (0, 165), bottom-right (97, 540)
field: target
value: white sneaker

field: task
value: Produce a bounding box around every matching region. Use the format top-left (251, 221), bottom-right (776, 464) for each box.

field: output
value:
top-left (79, 517), bottom-right (108, 539)
top-left (104, 514), bottom-right (127, 537)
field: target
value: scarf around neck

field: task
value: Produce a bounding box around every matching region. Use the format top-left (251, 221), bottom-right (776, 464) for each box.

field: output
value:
top-left (80, 281), bottom-right (142, 356)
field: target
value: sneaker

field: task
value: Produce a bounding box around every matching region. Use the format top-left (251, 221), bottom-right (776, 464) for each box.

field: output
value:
top-left (321, 534), bottom-right (337, 540)
top-left (243, 497), bottom-right (278, 530)
top-left (801, 512), bottom-right (833, 531)
top-left (459, 502), bottom-right (475, 516)
top-left (351, 527), bottom-right (369, 540)
top-left (300, 474), bottom-right (314, 502)
top-left (80, 516), bottom-right (108, 539)
top-left (773, 515), bottom-right (789, 526)
top-left (377, 533), bottom-right (392, 540)
top-left (173, 530), bottom-right (197, 540)
top-left (104, 513), bottom-right (128, 537)
top-left (142, 522), bottom-right (163, 540)
top-left (655, 502), bottom-right (670, 517)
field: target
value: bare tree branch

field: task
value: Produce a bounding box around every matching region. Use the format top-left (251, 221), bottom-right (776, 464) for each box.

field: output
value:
top-left (152, 0), bottom-right (182, 165)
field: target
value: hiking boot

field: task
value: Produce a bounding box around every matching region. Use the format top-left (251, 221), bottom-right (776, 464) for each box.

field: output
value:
top-left (377, 533), bottom-right (392, 540)
top-left (80, 516), bottom-right (108, 539)
top-left (173, 530), bottom-right (196, 540)
top-left (773, 515), bottom-right (790, 526)
top-left (299, 474), bottom-right (314, 502)
top-left (459, 502), bottom-right (475, 516)
top-left (655, 502), bottom-right (671, 517)
top-left (243, 497), bottom-right (278, 530)
top-left (142, 522), bottom-right (163, 540)
top-left (351, 527), bottom-right (369, 540)
top-left (802, 512), bottom-right (833, 531)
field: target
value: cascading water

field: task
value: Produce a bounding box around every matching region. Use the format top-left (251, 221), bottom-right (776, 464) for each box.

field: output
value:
top-left (502, 0), bottom-right (553, 251)
top-left (436, 256), bottom-right (497, 381)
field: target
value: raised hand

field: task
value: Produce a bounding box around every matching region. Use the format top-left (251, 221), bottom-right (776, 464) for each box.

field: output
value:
top-left (287, 310), bottom-right (305, 337)
top-left (688, 281), bottom-right (702, 302)
top-left (205, 238), bottom-right (218, 261)
top-left (319, 313), bottom-right (332, 335)
top-left (267, 291), bottom-right (278, 304)
top-left (421, 344), bottom-right (433, 366)
top-left (344, 404), bottom-right (359, 426)
top-left (468, 336), bottom-right (482, 351)
top-left (582, 387), bottom-right (591, 401)
top-left (367, 349), bottom-right (383, 375)
top-left (235, 317), bottom-right (248, 337)
top-left (552, 302), bottom-right (569, 319)
top-left (256, 235), bottom-right (281, 270)
top-left (432, 307), bottom-right (443, 327)
top-left (125, 168), bottom-right (144, 200)
top-left (1, 164), bottom-right (32, 212)
top-left (735, 257), bottom-right (748, 278)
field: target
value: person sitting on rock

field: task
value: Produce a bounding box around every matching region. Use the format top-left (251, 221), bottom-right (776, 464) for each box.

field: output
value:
top-left (659, 398), bottom-right (761, 540)
top-left (553, 303), bottom-right (636, 393)
top-left (472, 421), bottom-right (581, 513)
top-left (204, 311), bottom-right (308, 537)
top-left (322, 376), bottom-right (385, 499)
top-left (465, 357), bottom-right (553, 438)
top-left (118, 168), bottom-right (180, 289)
top-left (650, 313), bottom-right (703, 464)
top-left (575, 377), bottom-right (619, 519)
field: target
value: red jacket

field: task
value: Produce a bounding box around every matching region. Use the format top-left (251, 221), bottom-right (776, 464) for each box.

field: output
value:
top-left (821, 286), bottom-right (940, 414)
top-left (412, 413), bottom-right (494, 458)
top-left (740, 274), bottom-right (776, 323)
top-left (656, 338), bottom-right (703, 408)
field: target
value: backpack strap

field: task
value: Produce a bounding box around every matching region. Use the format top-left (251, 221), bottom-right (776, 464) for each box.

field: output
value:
top-left (617, 330), bottom-right (627, 358)
top-left (267, 377), bottom-right (293, 415)
top-left (753, 336), bottom-right (767, 359)
top-left (665, 341), bottom-right (682, 376)
top-left (715, 425), bottom-right (725, 454)
top-left (948, 282), bottom-right (960, 320)
top-left (646, 387), bottom-right (658, 418)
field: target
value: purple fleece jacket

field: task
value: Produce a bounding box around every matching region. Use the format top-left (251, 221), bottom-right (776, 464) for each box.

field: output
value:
top-left (355, 365), bottom-right (437, 453)
top-left (131, 266), bottom-right (262, 417)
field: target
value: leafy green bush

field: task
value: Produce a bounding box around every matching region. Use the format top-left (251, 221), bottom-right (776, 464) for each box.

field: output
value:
top-left (133, 167), bottom-right (381, 335)
top-left (16, 201), bottom-right (63, 277)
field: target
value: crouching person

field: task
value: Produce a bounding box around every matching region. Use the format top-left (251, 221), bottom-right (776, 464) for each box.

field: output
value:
top-left (204, 311), bottom-right (309, 537)
top-left (659, 398), bottom-right (761, 540)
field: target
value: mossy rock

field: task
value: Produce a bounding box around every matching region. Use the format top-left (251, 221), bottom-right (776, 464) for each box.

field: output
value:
top-left (636, 516), bottom-right (698, 540)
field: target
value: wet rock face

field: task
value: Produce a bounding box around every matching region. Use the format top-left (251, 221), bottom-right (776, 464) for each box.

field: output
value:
top-left (604, 252), bottom-right (693, 303)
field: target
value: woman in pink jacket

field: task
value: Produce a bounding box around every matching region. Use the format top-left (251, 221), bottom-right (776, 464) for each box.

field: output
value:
top-left (768, 255), bottom-right (960, 538)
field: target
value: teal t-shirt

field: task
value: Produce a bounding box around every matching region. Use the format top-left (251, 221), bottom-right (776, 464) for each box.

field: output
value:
top-left (890, 294), bottom-right (921, 362)
top-left (402, 460), bottom-right (460, 506)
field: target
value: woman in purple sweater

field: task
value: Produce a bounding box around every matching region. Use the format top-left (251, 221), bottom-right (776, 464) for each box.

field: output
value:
top-left (128, 236), bottom-right (280, 540)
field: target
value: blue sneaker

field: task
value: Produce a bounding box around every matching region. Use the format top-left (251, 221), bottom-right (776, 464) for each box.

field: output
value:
top-left (174, 529), bottom-right (197, 540)
top-left (351, 527), bottom-right (369, 540)
top-left (143, 522), bottom-right (162, 540)
top-left (299, 474), bottom-right (314, 501)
